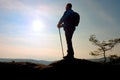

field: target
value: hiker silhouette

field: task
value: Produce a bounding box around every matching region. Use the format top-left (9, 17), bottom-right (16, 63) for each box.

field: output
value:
top-left (57, 3), bottom-right (80, 59)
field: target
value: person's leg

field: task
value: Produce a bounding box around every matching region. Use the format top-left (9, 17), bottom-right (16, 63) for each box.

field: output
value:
top-left (64, 27), bottom-right (75, 58)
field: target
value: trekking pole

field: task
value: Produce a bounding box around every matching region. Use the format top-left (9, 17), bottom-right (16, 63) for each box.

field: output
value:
top-left (58, 28), bottom-right (64, 57)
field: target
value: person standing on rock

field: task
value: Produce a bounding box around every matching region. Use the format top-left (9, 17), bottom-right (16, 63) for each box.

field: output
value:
top-left (57, 3), bottom-right (80, 59)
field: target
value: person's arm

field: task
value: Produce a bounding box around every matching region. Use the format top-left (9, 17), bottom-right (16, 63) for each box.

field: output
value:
top-left (57, 10), bottom-right (71, 28)
top-left (57, 11), bottom-right (66, 28)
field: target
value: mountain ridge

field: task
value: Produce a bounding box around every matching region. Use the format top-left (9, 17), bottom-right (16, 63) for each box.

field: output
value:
top-left (0, 58), bottom-right (53, 65)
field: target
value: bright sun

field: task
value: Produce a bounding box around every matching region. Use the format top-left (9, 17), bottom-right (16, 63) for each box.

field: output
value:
top-left (31, 19), bottom-right (45, 32)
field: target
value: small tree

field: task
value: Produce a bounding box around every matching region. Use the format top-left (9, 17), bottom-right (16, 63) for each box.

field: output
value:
top-left (109, 54), bottom-right (119, 62)
top-left (89, 35), bottom-right (120, 62)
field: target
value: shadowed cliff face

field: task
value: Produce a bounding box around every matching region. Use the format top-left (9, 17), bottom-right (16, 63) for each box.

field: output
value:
top-left (0, 58), bottom-right (119, 80)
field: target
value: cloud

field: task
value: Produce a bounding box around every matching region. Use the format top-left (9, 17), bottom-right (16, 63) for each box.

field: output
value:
top-left (97, 9), bottom-right (115, 25)
top-left (0, 34), bottom-right (60, 60)
top-left (0, 31), bottom-right (59, 48)
top-left (0, 0), bottom-right (27, 11)
top-left (0, 0), bottom-right (57, 18)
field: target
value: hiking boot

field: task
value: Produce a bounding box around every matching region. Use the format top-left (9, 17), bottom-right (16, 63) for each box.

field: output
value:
top-left (63, 55), bottom-right (74, 59)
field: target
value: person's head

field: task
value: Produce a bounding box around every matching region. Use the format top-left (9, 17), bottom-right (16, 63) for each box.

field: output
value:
top-left (66, 3), bottom-right (72, 10)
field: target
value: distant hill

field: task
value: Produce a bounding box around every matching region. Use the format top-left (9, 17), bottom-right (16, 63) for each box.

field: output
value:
top-left (87, 57), bottom-right (110, 62)
top-left (0, 58), bottom-right (119, 79)
top-left (0, 58), bottom-right (52, 65)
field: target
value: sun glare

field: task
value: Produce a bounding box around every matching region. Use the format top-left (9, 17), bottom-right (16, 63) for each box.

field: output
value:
top-left (31, 19), bottom-right (45, 32)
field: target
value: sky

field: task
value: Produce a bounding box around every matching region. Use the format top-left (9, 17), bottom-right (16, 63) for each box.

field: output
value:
top-left (0, 0), bottom-right (120, 61)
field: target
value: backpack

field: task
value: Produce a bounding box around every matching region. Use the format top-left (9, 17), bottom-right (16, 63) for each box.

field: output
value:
top-left (64, 11), bottom-right (80, 27)
top-left (71, 11), bottom-right (80, 26)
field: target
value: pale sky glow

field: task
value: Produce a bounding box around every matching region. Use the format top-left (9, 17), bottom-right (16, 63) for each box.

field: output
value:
top-left (0, 0), bottom-right (120, 61)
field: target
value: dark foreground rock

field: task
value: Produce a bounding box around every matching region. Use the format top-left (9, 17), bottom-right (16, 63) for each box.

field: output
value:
top-left (0, 58), bottom-right (119, 79)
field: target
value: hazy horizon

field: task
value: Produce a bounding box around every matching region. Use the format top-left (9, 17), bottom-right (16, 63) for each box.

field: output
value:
top-left (0, 0), bottom-right (120, 61)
